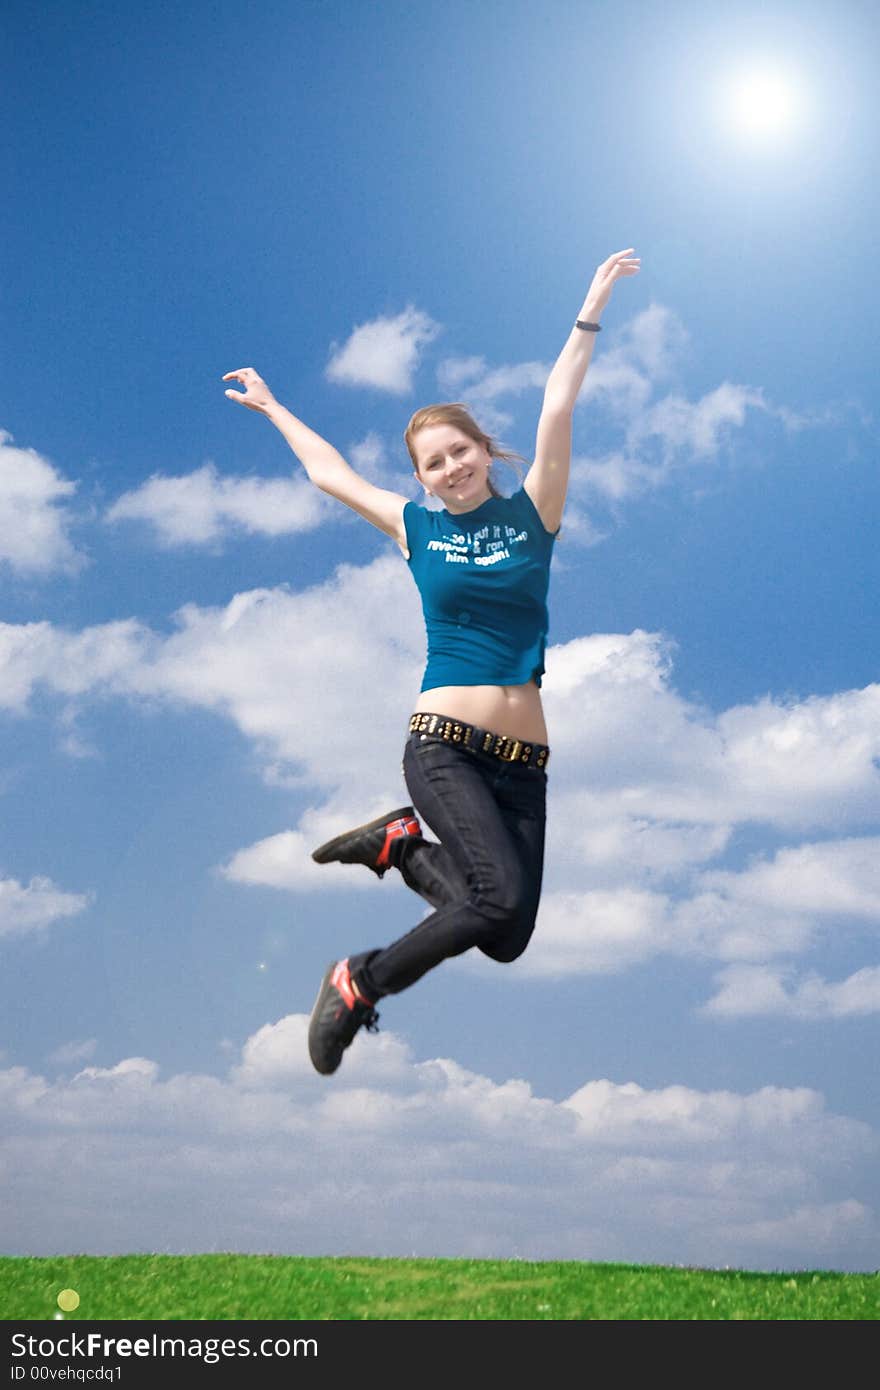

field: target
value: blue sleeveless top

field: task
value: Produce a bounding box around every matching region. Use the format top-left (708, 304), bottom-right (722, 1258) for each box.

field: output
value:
top-left (403, 487), bottom-right (557, 692)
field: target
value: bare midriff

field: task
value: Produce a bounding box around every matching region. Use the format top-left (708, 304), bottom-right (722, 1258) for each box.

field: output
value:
top-left (412, 680), bottom-right (549, 745)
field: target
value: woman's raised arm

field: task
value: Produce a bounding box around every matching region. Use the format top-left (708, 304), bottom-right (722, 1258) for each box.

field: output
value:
top-left (222, 367), bottom-right (409, 549)
top-left (525, 249), bottom-right (640, 533)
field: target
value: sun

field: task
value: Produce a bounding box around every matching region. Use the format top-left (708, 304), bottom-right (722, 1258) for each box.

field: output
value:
top-left (725, 66), bottom-right (802, 142)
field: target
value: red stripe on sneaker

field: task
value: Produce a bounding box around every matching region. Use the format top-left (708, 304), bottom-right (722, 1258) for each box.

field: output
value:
top-left (331, 958), bottom-right (375, 1010)
top-left (330, 959), bottom-right (357, 1010)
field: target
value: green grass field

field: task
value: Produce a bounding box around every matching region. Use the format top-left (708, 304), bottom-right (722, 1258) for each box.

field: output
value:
top-left (2, 1254), bottom-right (878, 1320)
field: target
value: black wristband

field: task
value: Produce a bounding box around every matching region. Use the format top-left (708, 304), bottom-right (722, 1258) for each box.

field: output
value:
top-left (575, 320), bottom-right (601, 332)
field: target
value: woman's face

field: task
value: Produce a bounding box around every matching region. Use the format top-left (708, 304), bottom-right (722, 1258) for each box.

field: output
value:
top-left (412, 423), bottom-right (493, 513)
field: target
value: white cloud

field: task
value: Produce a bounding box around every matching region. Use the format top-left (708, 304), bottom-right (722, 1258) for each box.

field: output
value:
top-left (48, 1039), bottom-right (98, 1065)
top-left (717, 1200), bottom-right (871, 1255)
top-left (0, 617), bottom-right (150, 713)
top-left (0, 430), bottom-right (83, 575)
top-left (577, 347), bottom-right (657, 420)
top-left (713, 690), bottom-right (880, 830)
top-left (106, 463), bottom-right (328, 546)
top-left (129, 562), bottom-right (424, 789)
top-left (347, 431), bottom-right (417, 496)
top-left (703, 964), bottom-right (880, 1019)
top-left (585, 308), bottom-right (767, 496)
top-left (436, 355), bottom-right (488, 393)
top-left (472, 823), bottom-right (880, 985)
top-left (570, 450), bottom-right (655, 502)
top-left (73, 1057), bottom-right (159, 1082)
top-left (222, 829), bottom-right (319, 890)
top-left (575, 381), bottom-right (770, 503)
top-left (612, 302), bottom-right (691, 381)
top-left (432, 359), bottom-right (550, 437)
top-left (517, 887), bottom-right (673, 976)
top-left (0, 875), bottom-right (90, 940)
top-left (221, 795), bottom-right (408, 892)
top-left (434, 304), bottom-right (689, 439)
top-left (700, 838), bottom-right (880, 921)
top-left (347, 431), bottom-right (387, 479)
top-left (326, 307), bottom-right (440, 394)
top-left (0, 559), bottom-right (423, 785)
top-left (462, 361), bottom-right (551, 406)
top-left (550, 503), bottom-right (609, 547)
top-left (231, 1014), bottom-right (412, 1089)
top-left (506, 860), bottom-right (844, 983)
top-left (669, 889), bottom-right (813, 965)
top-left (542, 634), bottom-right (880, 832)
top-left (627, 382), bottom-right (769, 461)
top-left (610, 317), bottom-right (850, 519)
top-left (1, 1032), bottom-right (875, 1269)
top-left (564, 1077), bottom-right (834, 1149)
top-left (548, 791), bottom-right (732, 886)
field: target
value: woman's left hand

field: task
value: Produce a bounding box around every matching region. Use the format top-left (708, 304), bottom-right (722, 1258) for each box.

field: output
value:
top-left (583, 248), bottom-right (640, 316)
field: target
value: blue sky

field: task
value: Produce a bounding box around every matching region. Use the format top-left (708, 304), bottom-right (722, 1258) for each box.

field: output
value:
top-left (2, 0), bottom-right (878, 1274)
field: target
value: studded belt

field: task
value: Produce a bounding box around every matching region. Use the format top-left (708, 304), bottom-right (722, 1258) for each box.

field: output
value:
top-left (408, 711), bottom-right (550, 770)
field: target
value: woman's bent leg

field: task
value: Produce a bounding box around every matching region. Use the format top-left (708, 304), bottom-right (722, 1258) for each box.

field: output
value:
top-left (350, 736), bottom-right (546, 999)
top-left (395, 833), bottom-right (468, 909)
top-left (478, 775), bottom-right (546, 963)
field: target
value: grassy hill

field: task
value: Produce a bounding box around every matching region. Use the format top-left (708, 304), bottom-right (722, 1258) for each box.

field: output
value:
top-left (2, 1253), bottom-right (878, 1320)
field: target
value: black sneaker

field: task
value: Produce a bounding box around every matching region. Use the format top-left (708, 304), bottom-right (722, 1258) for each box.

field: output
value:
top-left (311, 807), bottom-right (421, 877)
top-left (308, 959), bottom-right (380, 1076)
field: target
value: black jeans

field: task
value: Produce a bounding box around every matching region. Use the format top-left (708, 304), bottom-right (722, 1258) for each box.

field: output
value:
top-left (350, 730), bottom-right (548, 1000)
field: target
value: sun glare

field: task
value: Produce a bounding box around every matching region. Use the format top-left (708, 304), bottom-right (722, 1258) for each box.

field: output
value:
top-left (725, 66), bottom-right (802, 142)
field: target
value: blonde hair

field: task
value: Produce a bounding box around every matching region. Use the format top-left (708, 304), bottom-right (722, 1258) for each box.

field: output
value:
top-left (405, 403), bottom-right (527, 498)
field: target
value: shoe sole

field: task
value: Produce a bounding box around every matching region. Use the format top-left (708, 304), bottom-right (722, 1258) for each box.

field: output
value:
top-left (311, 807), bottom-right (416, 864)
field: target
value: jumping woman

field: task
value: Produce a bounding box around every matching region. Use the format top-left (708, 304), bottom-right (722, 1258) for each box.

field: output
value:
top-left (223, 247), bottom-right (640, 1074)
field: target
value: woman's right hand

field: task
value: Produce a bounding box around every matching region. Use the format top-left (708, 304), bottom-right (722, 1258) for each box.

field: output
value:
top-left (222, 367), bottom-right (278, 415)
